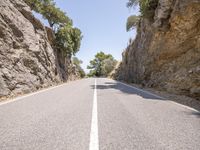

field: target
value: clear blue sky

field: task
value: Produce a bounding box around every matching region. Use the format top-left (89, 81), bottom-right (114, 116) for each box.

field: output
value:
top-left (35, 0), bottom-right (139, 72)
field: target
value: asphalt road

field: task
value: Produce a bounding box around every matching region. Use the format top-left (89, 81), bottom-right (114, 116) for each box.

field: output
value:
top-left (0, 78), bottom-right (199, 150)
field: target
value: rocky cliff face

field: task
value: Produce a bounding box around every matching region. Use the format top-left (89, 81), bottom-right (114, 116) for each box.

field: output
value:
top-left (114, 0), bottom-right (200, 99)
top-left (0, 0), bottom-right (80, 98)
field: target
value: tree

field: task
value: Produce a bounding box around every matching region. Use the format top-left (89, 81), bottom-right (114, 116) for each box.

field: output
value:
top-left (126, 15), bottom-right (140, 31)
top-left (24, 0), bottom-right (42, 12)
top-left (55, 25), bottom-right (82, 58)
top-left (87, 52), bottom-right (117, 77)
top-left (126, 0), bottom-right (158, 32)
top-left (126, 0), bottom-right (158, 19)
top-left (72, 57), bottom-right (85, 78)
top-left (127, 0), bottom-right (139, 8)
top-left (73, 57), bottom-right (83, 66)
top-left (87, 70), bottom-right (96, 77)
top-left (70, 28), bottom-right (82, 55)
top-left (25, 0), bottom-right (72, 29)
top-left (101, 58), bottom-right (117, 76)
top-left (41, 3), bottom-right (72, 29)
top-left (25, 0), bottom-right (83, 61)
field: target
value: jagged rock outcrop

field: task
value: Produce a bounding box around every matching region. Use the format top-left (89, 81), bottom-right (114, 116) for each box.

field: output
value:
top-left (114, 0), bottom-right (200, 99)
top-left (0, 0), bottom-right (80, 98)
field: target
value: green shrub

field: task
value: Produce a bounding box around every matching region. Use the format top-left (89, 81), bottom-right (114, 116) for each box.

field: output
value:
top-left (25, 0), bottom-right (82, 59)
top-left (55, 25), bottom-right (82, 57)
top-left (126, 15), bottom-right (140, 31)
top-left (72, 57), bottom-right (85, 78)
top-left (127, 0), bottom-right (158, 19)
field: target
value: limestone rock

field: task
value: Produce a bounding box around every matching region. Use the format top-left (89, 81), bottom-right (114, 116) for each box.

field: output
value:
top-left (0, 0), bottom-right (80, 98)
top-left (115, 0), bottom-right (200, 100)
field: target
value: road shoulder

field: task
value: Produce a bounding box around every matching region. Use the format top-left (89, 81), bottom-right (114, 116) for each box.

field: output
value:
top-left (117, 80), bottom-right (200, 112)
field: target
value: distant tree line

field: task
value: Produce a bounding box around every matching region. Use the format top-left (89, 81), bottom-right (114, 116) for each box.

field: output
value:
top-left (87, 52), bottom-right (117, 77)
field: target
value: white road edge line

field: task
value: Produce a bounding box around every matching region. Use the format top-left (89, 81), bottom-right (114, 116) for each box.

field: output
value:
top-left (0, 82), bottom-right (71, 106)
top-left (112, 79), bottom-right (199, 113)
top-left (89, 79), bottom-right (99, 150)
top-left (118, 81), bottom-right (164, 99)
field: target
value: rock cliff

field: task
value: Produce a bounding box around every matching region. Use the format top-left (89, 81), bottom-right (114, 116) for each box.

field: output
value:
top-left (0, 0), bottom-right (80, 98)
top-left (114, 0), bottom-right (200, 100)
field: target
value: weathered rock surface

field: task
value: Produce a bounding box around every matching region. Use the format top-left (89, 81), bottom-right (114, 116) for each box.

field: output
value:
top-left (114, 0), bottom-right (200, 100)
top-left (0, 0), bottom-right (80, 98)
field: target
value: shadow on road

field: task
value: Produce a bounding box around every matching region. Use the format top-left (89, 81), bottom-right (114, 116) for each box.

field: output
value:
top-left (185, 111), bottom-right (200, 118)
top-left (91, 82), bottom-right (165, 100)
top-left (91, 80), bottom-right (200, 113)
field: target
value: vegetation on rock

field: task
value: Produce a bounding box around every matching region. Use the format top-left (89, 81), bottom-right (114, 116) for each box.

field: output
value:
top-left (24, 0), bottom-right (72, 28)
top-left (126, 15), bottom-right (140, 31)
top-left (24, 0), bottom-right (82, 58)
top-left (118, 0), bottom-right (200, 100)
top-left (127, 0), bottom-right (158, 18)
top-left (126, 0), bottom-right (158, 31)
top-left (72, 57), bottom-right (85, 78)
top-left (55, 26), bottom-right (82, 58)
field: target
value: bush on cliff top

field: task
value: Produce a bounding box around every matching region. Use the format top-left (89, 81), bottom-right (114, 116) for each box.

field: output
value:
top-left (126, 0), bottom-right (158, 31)
top-left (127, 0), bottom-right (158, 18)
top-left (126, 15), bottom-right (140, 32)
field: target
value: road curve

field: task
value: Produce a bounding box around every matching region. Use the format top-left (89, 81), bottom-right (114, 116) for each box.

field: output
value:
top-left (0, 78), bottom-right (199, 150)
